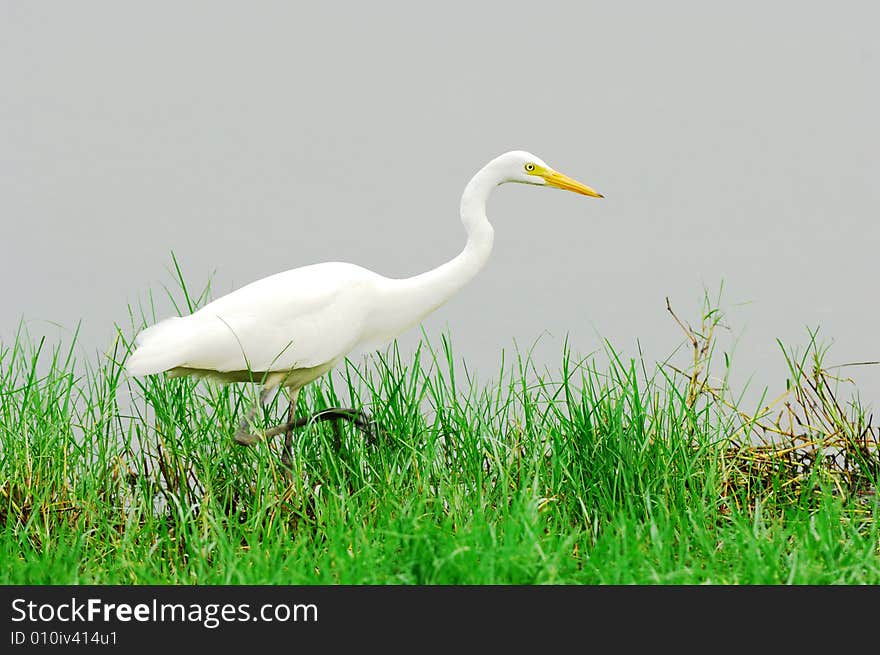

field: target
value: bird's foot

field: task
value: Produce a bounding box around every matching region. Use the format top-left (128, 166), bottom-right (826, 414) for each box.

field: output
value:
top-left (233, 429), bottom-right (263, 446)
top-left (233, 403), bottom-right (264, 446)
top-left (234, 420), bottom-right (297, 447)
top-left (233, 411), bottom-right (267, 446)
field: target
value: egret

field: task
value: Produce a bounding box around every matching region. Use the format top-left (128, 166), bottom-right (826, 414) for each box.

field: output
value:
top-left (127, 151), bottom-right (602, 461)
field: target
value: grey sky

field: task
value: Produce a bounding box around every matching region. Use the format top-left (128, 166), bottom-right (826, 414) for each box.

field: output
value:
top-left (2, 1), bottom-right (878, 408)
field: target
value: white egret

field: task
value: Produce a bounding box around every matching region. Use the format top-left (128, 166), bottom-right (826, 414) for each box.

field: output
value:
top-left (127, 150), bottom-right (602, 458)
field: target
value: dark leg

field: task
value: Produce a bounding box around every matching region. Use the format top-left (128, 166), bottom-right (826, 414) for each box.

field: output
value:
top-left (268, 407), bottom-right (376, 440)
top-left (234, 384), bottom-right (377, 463)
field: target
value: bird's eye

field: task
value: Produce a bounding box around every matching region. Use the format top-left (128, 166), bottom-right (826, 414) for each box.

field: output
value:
top-left (525, 163), bottom-right (535, 172)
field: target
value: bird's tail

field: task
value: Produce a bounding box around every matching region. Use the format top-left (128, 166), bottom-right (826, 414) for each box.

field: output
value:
top-left (126, 316), bottom-right (193, 376)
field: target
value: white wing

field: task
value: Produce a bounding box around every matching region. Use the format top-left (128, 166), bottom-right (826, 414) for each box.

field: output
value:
top-left (127, 262), bottom-right (381, 376)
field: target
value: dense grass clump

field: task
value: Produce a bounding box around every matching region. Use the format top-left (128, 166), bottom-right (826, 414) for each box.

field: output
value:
top-left (1, 284), bottom-right (878, 584)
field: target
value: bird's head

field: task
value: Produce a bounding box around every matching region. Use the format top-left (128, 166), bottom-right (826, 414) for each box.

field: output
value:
top-left (490, 150), bottom-right (603, 198)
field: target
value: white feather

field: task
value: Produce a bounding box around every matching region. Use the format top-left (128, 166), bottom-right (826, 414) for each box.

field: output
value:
top-left (126, 151), bottom-right (601, 394)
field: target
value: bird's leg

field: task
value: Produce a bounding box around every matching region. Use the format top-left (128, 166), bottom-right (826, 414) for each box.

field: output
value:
top-left (302, 407), bottom-right (378, 442)
top-left (281, 388), bottom-right (300, 471)
top-left (260, 406), bottom-right (378, 442)
top-left (234, 384), bottom-right (377, 457)
top-left (233, 387), bottom-right (275, 446)
top-left (257, 407), bottom-right (375, 439)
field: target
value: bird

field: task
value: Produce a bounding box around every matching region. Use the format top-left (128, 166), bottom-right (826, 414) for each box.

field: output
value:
top-left (127, 150), bottom-right (602, 462)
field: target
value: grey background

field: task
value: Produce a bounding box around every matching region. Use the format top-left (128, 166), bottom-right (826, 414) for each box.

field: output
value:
top-left (2, 1), bottom-right (878, 409)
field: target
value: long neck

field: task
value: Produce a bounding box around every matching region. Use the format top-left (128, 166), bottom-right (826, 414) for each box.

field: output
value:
top-left (386, 165), bottom-right (498, 327)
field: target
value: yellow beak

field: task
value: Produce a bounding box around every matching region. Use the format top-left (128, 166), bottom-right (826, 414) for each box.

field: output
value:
top-left (542, 170), bottom-right (604, 198)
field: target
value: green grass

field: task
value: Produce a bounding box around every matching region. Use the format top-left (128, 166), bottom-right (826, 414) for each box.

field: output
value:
top-left (1, 282), bottom-right (878, 584)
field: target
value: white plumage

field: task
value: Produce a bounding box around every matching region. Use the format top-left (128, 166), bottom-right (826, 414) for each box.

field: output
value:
top-left (127, 151), bottom-right (602, 442)
top-left (128, 263), bottom-right (381, 385)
